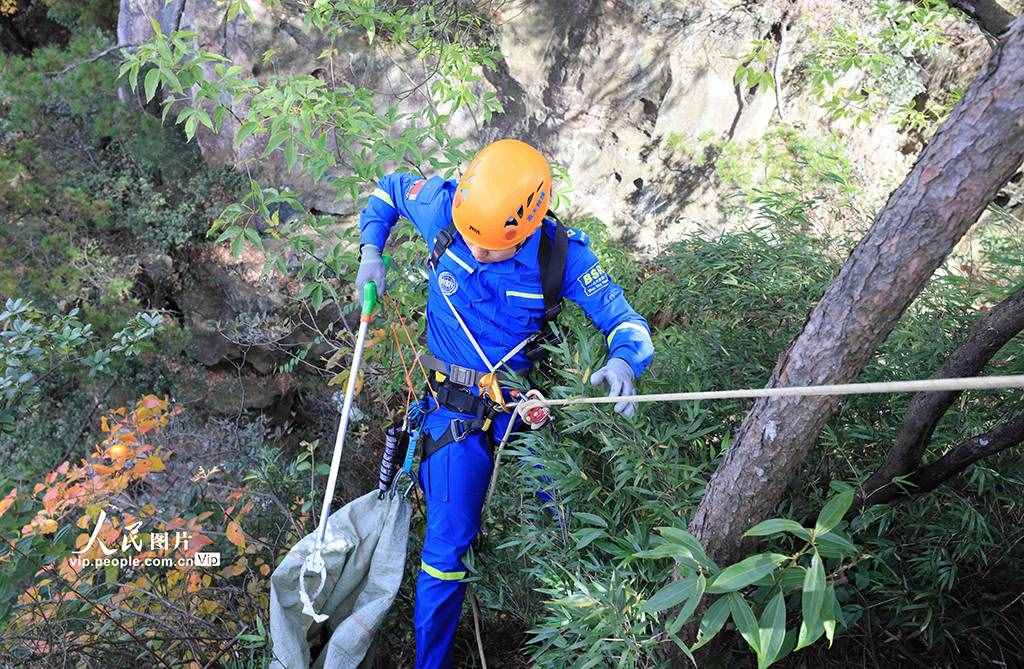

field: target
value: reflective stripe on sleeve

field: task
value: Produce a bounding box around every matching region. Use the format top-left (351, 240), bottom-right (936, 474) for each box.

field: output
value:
top-left (371, 187), bottom-right (394, 208)
top-left (606, 321), bottom-right (651, 346)
top-left (420, 560), bottom-right (466, 581)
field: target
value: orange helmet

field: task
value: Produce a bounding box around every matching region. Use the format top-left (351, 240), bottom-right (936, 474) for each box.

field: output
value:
top-left (451, 139), bottom-right (553, 250)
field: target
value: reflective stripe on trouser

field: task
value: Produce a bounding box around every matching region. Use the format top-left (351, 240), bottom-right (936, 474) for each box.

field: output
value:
top-left (413, 411), bottom-right (506, 669)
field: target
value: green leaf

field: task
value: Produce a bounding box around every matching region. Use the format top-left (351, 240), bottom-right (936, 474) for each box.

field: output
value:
top-left (573, 528), bottom-right (606, 550)
top-left (230, 233), bottom-right (245, 258)
top-left (777, 565), bottom-right (806, 594)
top-left (243, 227), bottom-right (263, 250)
top-left (758, 589), bottom-right (787, 668)
top-left (814, 490), bottom-right (854, 535)
top-left (707, 553), bottom-right (788, 593)
top-left (667, 573), bottom-right (706, 634)
top-left (816, 531), bottom-right (858, 559)
top-left (727, 592), bottom-right (760, 655)
top-left (744, 518), bottom-right (811, 541)
top-left (657, 526), bottom-right (717, 573)
top-left (144, 68), bottom-right (161, 103)
top-left (796, 551), bottom-right (826, 650)
top-left (574, 512), bottom-right (607, 528)
top-left (642, 575), bottom-right (700, 615)
top-left (236, 120), bottom-right (261, 146)
top-left (822, 584), bottom-right (841, 646)
top-left (285, 140), bottom-right (298, 171)
top-left (184, 115), bottom-right (198, 141)
top-left (263, 129), bottom-right (288, 158)
top-left (691, 596), bottom-right (731, 652)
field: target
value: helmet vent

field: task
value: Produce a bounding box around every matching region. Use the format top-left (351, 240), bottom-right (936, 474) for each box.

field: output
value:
top-left (526, 193), bottom-right (534, 207)
top-left (504, 216), bottom-right (518, 228)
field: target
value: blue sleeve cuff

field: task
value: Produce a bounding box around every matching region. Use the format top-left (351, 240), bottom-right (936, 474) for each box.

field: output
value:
top-left (607, 321), bottom-right (654, 377)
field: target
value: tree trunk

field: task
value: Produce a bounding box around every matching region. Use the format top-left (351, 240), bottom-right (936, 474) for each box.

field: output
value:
top-left (948, 0), bottom-right (1018, 37)
top-left (859, 285), bottom-right (1024, 506)
top-left (862, 416), bottom-right (1024, 505)
top-left (687, 17), bottom-right (1024, 569)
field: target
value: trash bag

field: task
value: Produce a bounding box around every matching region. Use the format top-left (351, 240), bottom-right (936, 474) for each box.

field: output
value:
top-left (269, 490), bottom-right (411, 669)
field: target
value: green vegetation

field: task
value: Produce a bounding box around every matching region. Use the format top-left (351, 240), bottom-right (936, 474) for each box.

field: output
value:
top-left (2, 0), bottom-right (1023, 666)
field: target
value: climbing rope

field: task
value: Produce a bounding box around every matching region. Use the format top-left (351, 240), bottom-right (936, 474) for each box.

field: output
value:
top-left (518, 374), bottom-right (1024, 412)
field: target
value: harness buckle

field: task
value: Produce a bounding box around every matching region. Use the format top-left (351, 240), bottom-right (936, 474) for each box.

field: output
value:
top-left (448, 363), bottom-right (477, 387)
top-left (449, 419), bottom-right (473, 442)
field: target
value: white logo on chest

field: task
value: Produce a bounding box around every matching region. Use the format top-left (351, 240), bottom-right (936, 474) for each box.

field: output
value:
top-left (438, 271), bottom-right (459, 296)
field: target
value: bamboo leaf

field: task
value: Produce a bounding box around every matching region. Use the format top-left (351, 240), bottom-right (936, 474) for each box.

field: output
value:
top-left (744, 518), bottom-right (811, 541)
top-left (690, 595), bottom-right (731, 652)
top-left (707, 553), bottom-right (788, 593)
top-left (728, 592), bottom-right (760, 655)
top-left (796, 551), bottom-right (826, 650)
top-left (144, 68), bottom-right (160, 103)
top-left (666, 574), bottom-right (706, 633)
top-left (642, 575), bottom-right (699, 615)
top-left (814, 490), bottom-right (854, 535)
top-left (758, 589), bottom-right (787, 668)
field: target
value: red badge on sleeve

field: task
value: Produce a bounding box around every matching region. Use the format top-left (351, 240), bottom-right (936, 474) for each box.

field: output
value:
top-left (406, 179), bottom-right (426, 201)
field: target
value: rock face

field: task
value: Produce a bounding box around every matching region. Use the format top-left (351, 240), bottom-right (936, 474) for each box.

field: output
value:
top-left (115, 0), bottom-right (954, 250)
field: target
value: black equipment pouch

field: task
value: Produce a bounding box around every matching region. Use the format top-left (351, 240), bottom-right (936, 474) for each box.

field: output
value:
top-left (377, 423), bottom-right (410, 498)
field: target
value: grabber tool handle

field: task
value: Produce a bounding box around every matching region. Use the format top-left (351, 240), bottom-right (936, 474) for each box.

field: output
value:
top-left (361, 255), bottom-right (392, 319)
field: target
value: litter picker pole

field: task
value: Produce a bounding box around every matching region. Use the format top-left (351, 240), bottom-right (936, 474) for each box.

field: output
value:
top-left (315, 269), bottom-right (385, 546)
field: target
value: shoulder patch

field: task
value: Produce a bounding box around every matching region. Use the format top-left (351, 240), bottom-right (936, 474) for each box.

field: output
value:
top-left (405, 176), bottom-right (448, 205)
top-left (577, 261), bottom-right (609, 297)
top-left (406, 179), bottom-right (426, 201)
top-left (566, 227), bottom-right (590, 245)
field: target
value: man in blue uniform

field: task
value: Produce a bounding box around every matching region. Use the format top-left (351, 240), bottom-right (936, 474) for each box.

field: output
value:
top-left (355, 139), bottom-right (654, 668)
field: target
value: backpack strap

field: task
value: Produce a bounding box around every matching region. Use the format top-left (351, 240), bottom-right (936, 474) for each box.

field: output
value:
top-left (428, 223), bottom-right (457, 271)
top-left (538, 216), bottom-right (569, 326)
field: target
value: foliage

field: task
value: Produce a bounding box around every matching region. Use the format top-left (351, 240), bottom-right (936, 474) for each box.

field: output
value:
top-left (636, 485), bottom-right (860, 668)
top-left (40, 0), bottom-right (119, 32)
top-left (118, 0), bottom-right (503, 321)
top-left (714, 126), bottom-right (864, 236)
top-left (734, 38), bottom-right (776, 94)
top-left (475, 204), bottom-right (1024, 666)
top-left (0, 297), bottom-right (162, 436)
top-left (0, 395), bottom-right (289, 666)
top-left (804, 0), bottom-right (956, 125)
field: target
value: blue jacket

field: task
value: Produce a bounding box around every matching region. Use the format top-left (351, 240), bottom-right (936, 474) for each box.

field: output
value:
top-left (359, 173), bottom-right (654, 377)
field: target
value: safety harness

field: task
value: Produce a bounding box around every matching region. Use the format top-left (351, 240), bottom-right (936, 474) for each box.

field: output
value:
top-left (418, 215), bottom-right (569, 460)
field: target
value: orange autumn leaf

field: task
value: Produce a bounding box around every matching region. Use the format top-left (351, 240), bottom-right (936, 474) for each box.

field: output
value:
top-left (226, 520), bottom-right (246, 550)
top-left (187, 571), bottom-right (201, 593)
top-left (222, 557), bottom-right (247, 577)
top-left (0, 488), bottom-right (16, 518)
top-left (259, 563), bottom-right (271, 577)
top-left (141, 395), bottom-right (164, 410)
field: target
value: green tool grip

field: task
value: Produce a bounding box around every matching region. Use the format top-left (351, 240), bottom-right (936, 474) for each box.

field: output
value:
top-left (361, 255), bottom-right (392, 317)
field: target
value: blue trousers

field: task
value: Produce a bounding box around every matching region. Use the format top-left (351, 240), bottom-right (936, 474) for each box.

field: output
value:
top-left (412, 407), bottom-right (515, 669)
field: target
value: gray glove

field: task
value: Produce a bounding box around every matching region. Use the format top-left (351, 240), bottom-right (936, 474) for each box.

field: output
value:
top-left (590, 357), bottom-right (637, 417)
top-left (355, 244), bottom-right (386, 295)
